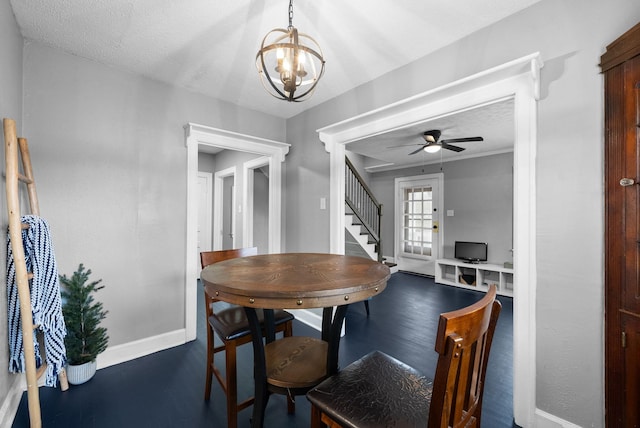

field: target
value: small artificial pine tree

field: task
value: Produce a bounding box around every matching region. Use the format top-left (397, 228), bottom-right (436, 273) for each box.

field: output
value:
top-left (60, 264), bottom-right (109, 366)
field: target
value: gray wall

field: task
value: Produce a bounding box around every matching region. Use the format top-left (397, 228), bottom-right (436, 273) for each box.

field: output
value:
top-left (16, 42), bottom-right (285, 351)
top-left (368, 153), bottom-right (513, 265)
top-left (283, 1), bottom-right (640, 426)
top-left (0, 0), bottom-right (24, 409)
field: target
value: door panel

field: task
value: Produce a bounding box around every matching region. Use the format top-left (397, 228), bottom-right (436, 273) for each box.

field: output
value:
top-left (621, 313), bottom-right (640, 427)
top-left (623, 69), bottom-right (640, 316)
top-left (603, 25), bottom-right (640, 427)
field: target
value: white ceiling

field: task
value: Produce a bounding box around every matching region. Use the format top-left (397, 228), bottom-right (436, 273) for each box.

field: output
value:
top-left (10, 0), bottom-right (536, 167)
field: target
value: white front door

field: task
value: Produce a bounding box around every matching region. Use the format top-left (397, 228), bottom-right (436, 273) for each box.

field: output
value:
top-left (394, 173), bottom-right (444, 276)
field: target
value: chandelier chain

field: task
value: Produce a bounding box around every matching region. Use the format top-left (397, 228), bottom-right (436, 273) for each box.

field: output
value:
top-left (288, 0), bottom-right (294, 29)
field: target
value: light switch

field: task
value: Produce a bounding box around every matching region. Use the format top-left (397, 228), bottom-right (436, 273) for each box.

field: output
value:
top-left (447, 210), bottom-right (454, 217)
top-left (320, 197), bottom-right (326, 210)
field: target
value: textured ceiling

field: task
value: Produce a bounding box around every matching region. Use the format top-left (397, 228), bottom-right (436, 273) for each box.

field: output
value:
top-left (10, 0), bottom-right (540, 120)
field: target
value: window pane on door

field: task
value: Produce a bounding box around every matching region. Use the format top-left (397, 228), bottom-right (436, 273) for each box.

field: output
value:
top-left (401, 186), bottom-right (433, 257)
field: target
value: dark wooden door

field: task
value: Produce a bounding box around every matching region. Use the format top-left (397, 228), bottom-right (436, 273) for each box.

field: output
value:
top-left (602, 22), bottom-right (640, 428)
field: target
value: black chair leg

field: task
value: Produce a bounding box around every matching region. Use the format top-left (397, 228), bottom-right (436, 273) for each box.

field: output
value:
top-left (364, 300), bottom-right (370, 317)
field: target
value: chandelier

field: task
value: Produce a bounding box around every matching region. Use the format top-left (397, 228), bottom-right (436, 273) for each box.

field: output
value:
top-left (256, 0), bottom-right (325, 102)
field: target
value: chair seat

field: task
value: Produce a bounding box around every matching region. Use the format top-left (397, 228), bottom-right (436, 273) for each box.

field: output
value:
top-left (265, 336), bottom-right (328, 390)
top-left (209, 306), bottom-right (294, 341)
top-left (307, 350), bottom-right (433, 428)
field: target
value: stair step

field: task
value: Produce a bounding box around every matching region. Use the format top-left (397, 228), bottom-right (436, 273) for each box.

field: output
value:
top-left (345, 214), bottom-right (378, 261)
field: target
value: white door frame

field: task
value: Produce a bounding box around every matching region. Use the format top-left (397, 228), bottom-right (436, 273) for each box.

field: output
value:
top-left (317, 53), bottom-right (542, 427)
top-left (243, 156), bottom-right (270, 249)
top-left (213, 166), bottom-right (236, 250)
top-left (394, 173), bottom-right (444, 275)
top-left (184, 123), bottom-right (290, 341)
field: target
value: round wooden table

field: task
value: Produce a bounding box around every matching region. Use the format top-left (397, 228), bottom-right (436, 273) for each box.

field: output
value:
top-left (201, 253), bottom-right (390, 428)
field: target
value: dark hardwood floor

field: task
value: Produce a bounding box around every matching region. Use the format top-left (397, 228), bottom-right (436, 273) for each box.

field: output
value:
top-left (12, 272), bottom-right (516, 427)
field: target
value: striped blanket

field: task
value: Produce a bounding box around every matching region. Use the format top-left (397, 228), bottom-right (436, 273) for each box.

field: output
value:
top-left (7, 215), bottom-right (67, 387)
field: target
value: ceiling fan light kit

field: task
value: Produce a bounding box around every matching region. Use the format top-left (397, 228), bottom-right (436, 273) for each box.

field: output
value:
top-left (424, 144), bottom-right (442, 153)
top-left (256, 0), bottom-right (325, 102)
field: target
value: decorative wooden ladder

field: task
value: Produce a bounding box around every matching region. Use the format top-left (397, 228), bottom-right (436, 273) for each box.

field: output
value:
top-left (4, 118), bottom-right (69, 428)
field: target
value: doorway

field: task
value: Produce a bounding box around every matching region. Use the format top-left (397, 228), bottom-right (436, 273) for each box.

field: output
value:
top-left (243, 157), bottom-right (270, 253)
top-left (184, 123), bottom-right (290, 341)
top-left (318, 53), bottom-right (542, 427)
top-left (213, 166), bottom-right (236, 250)
top-left (394, 173), bottom-right (444, 276)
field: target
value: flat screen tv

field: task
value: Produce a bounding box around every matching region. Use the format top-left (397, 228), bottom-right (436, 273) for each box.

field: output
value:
top-left (454, 241), bottom-right (488, 263)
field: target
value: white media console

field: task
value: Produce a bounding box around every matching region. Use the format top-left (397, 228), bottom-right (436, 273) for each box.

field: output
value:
top-left (435, 258), bottom-right (514, 297)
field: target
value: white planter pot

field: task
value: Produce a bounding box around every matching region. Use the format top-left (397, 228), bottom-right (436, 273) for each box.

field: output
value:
top-left (66, 360), bottom-right (97, 385)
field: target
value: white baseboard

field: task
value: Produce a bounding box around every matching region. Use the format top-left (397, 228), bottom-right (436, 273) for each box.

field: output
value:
top-left (288, 309), bottom-right (322, 331)
top-left (0, 376), bottom-right (24, 428)
top-left (288, 309), bottom-right (346, 336)
top-left (535, 408), bottom-right (584, 428)
top-left (97, 329), bottom-right (187, 369)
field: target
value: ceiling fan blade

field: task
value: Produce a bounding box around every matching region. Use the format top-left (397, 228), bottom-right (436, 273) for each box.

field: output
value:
top-left (386, 143), bottom-right (424, 149)
top-left (409, 146), bottom-right (427, 155)
top-left (441, 143), bottom-right (465, 152)
top-left (440, 136), bottom-right (484, 144)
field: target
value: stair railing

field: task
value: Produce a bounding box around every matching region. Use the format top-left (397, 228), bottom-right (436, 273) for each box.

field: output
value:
top-left (345, 157), bottom-right (383, 262)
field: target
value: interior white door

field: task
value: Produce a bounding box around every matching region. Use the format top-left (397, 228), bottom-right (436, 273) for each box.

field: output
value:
top-left (197, 172), bottom-right (212, 261)
top-left (394, 173), bottom-right (444, 276)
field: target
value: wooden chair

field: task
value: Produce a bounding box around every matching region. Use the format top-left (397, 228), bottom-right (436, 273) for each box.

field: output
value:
top-left (200, 248), bottom-right (295, 428)
top-left (306, 285), bottom-right (502, 428)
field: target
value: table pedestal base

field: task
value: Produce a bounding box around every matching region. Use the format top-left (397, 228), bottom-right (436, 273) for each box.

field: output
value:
top-left (245, 305), bottom-right (349, 428)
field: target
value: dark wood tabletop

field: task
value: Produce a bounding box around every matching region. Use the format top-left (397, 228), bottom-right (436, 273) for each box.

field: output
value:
top-left (200, 252), bottom-right (390, 309)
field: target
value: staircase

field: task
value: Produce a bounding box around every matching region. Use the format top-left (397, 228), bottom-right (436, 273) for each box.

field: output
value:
top-left (345, 214), bottom-right (376, 259)
top-left (345, 213), bottom-right (397, 272)
top-left (344, 157), bottom-right (397, 272)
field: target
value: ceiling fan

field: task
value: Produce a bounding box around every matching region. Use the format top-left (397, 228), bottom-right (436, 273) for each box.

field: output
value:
top-left (408, 130), bottom-right (484, 154)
